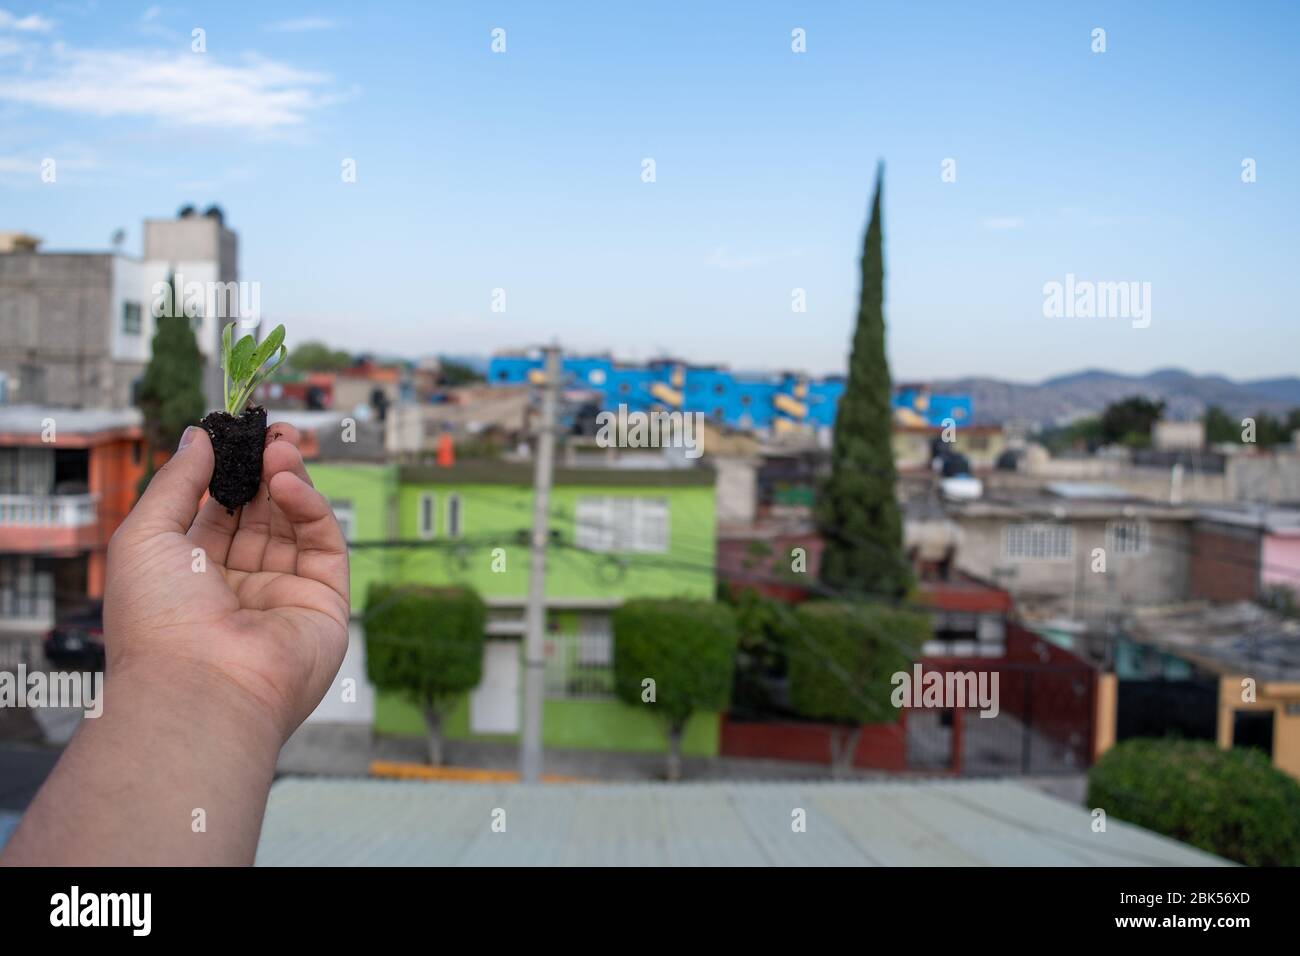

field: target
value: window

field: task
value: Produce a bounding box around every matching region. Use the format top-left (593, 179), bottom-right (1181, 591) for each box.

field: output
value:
top-left (575, 496), bottom-right (669, 553)
top-left (446, 494), bottom-right (463, 539)
top-left (1003, 523), bottom-right (1073, 560)
top-left (418, 493), bottom-right (436, 539)
top-left (331, 500), bottom-right (355, 543)
top-left (544, 617), bottom-right (615, 700)
top-left (1107, 519), bottom-right (1149, 555)
top-left (122, 301), bottom-right (143, 335)
top-left (0, 556), bottom-right (53, 621)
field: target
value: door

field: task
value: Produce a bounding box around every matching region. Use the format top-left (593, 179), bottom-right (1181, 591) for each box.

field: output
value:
top-left (470, 639), bottom-right (520, 734)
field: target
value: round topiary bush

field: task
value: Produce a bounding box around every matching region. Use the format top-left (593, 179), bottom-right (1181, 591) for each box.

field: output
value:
top-left (1087, 738), bottom-right (1300, 866)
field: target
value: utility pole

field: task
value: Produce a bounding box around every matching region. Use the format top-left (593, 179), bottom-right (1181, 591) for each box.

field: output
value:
top-left (520, 344), bottom-right (560, 782)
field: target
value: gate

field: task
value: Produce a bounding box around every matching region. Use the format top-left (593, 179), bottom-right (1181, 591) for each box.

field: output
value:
top-left (1116, 678), bottom-right (1218, 743)
top-left (906, 662), bottom-right (1096, 775)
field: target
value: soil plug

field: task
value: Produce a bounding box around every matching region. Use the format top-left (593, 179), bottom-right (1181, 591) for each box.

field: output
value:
top-left (200, 322), bottom-right (287, 511)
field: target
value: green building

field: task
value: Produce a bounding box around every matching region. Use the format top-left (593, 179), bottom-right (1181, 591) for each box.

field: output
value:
top-left (307, 460), bottom-right (721, 755)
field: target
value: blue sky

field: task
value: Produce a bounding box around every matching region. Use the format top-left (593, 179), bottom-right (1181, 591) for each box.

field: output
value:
top-left (1, 1), bottom-right (1296, 381)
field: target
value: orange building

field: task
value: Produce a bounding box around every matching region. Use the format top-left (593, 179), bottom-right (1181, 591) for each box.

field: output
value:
top-left (0, 407), bottom-right (145, 650)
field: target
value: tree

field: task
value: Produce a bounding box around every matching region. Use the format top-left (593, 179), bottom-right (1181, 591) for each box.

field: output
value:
top-left (288, 341), bottom-right (352, 372)
top-left (788, 601), bottom-right (929, 777)
top-left (1099, 395), bottom-right (1165, 447)
top-left (612, 599), bottom-right (739, 780)
top-left (723, 585), bottom-right (799, 717)
top-left (1202, 405), bottom-right (1237, 444)
top-left (136, 273), bottom-right (205, 488)
top-left (438, 359), bottom-right (485, 386)
top-left (364, 584), bottom-right (486, 765)
top-left (816, 165), bottom-right (911, 599)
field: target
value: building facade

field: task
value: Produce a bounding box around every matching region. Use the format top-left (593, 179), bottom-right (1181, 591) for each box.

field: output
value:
top-left (0, 406), bottom-right (145, 649)
top-left (306, 459), bottom-right (721, 755)
top-left (0, 210), bottom-right (239, 412)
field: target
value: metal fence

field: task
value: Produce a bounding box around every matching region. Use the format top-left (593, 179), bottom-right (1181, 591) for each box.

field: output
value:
top-left (906, 662), bottom-right (1095, 775)
top-left (543, 631), bottom-right (616, 700)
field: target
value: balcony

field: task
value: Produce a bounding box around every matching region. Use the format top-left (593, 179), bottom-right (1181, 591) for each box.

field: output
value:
top-left (0, 494), bottom-right (100, 552)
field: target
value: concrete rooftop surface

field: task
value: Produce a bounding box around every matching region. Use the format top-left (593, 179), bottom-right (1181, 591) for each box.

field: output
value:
top-left (255, 777), bottom-right (1228, 867)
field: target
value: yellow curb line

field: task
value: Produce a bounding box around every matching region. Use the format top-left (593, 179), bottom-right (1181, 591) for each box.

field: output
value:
top-left (369, 759), bottom-right (585, 783)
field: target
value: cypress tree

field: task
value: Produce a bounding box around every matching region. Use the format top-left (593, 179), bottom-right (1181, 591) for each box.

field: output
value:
top-left (137, 274), bottom-right (206, 482)
top-left (816, 164), bottom-right (911, 599)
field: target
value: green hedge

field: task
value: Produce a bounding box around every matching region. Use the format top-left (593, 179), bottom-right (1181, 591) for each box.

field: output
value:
top-left (364, 584), bottom-right (486, 707)
top-left (788, 601), bottom-right (928, 725)
top-left (612, 598), bottom-right (738, 726)
top-left (1088, 739), bottom-right (1300, 866)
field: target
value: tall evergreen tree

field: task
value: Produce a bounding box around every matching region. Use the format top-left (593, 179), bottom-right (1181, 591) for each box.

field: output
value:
top-left (137, 274), bottom-right (205, 478)
top-left (816, 165), bottom-right (911, 599)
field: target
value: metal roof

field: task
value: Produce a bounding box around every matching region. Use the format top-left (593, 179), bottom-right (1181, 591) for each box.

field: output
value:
top-left (1128, 601), bottom-right (1300, 681)
top-left (255, 777), bottom-right (1227, 867)
top-left (0, 405), bottom-right (142, 436)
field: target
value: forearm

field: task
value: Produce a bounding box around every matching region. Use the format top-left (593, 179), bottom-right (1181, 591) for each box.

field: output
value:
top-left (1, 659), bottom-right (283, 867)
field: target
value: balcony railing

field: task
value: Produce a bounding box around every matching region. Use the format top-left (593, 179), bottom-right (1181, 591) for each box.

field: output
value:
top-left (0, 493), bottom-right (98, 528)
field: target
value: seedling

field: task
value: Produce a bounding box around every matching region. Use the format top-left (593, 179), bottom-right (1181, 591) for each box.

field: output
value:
top-left (200, 323), bottom-right (288, 511)
top-left (221, 322), bottom-right (287, 415)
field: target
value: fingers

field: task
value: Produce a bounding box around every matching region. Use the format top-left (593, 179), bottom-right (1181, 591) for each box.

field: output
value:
top-left (124, 427), bottom-right (214, 538)
top-left (204, 424), bottom-right (307, 570)
top-left (268, 471), bottom-right (350, 604)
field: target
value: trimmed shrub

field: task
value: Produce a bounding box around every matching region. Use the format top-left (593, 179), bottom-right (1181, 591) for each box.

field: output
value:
top-left (364, 584), bottom-right (486, 764)
top-left (788, 601), bottom-right (929, 775)
top-left (1088, 738), bottom-right (1300, 866)
top-left (613, 599), bottom-right (739, 780)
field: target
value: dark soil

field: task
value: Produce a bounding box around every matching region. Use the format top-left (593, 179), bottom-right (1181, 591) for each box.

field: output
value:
top-left (200, 404), bottom-right (267, 511)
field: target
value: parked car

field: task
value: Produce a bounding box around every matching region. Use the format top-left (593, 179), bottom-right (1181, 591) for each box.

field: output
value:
top-left (43, 602), bottom-right (105, 668)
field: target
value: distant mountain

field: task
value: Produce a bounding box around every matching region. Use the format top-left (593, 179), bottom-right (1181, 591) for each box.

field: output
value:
top-left (929, 369), bottom-right (1300, 427)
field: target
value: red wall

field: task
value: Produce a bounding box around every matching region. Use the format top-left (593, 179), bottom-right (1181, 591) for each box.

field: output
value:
top-left (719, 712), bottom-right (908, 771)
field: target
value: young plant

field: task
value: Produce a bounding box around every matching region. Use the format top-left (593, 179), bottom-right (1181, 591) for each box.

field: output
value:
top-left (221, 322), bottom-right (287, 416)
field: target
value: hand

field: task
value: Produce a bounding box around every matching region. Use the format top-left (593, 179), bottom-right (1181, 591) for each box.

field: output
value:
top-left (105, 423), bottom-right (350, 745)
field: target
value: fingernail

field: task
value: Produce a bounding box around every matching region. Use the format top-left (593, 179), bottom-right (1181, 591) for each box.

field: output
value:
top-left (178, 426), bottom-right (198, 451)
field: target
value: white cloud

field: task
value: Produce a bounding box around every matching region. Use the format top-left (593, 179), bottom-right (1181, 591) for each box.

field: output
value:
top-left (982, 217), bottom-right (1024, 230)
top-left (0, 47), bottom-right (333, 131)
top-left (266, 17), bottom-right (336, 32)
top-left (0, 9), bottom-right (54, 31)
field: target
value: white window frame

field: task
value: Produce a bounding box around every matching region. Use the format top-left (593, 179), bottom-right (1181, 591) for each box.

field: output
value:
top-left (1106, 519), bottom-right (1149, 556)
top-left (331, 499), bottom-right (355, 543)
top-left (1003, 523), bottom-right (1073, 561)
top-left (575, 496), bottom-right (669, 553)
top-left (445, 493), bottom-right (463, 539)
top-left (418, 492), bottom-right (436, 540)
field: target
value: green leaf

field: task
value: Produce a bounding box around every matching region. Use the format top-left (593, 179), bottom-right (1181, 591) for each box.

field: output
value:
top-left (229, 334), bottom-right (256, 381)
top-left (250, 324), bottom-right (286, 371)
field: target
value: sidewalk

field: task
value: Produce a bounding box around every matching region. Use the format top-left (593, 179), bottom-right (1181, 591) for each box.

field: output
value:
top-left (278, 721), bottom-right (901, 783)
top-left (277, 721), bottom-right (1089, 804)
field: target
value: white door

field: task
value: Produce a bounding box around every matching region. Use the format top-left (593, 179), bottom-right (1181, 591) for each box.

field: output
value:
top-left (470, 639), bottom-right (520, 734)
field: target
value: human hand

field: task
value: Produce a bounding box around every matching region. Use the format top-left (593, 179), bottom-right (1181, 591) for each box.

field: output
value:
top-left (105, 423), bottom-right (350, 746)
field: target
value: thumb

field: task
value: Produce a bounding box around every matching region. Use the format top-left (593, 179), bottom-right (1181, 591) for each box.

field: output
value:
top-left (127, 426), bottom-right (215, 537)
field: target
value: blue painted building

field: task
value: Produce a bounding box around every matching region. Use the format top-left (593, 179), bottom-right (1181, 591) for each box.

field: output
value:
top-left (486, 352), bottom-right (971, 433)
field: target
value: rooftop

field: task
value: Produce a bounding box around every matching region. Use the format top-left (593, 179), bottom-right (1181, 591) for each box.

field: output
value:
top-left (399, 461), bottom-right (715, 487)
top-left (1127, 601), bottom-right (1300, 682)
top-left (255, 777), bottom-right (1227, 866)
top-left (1197, 505), bottom-right (1300, 537)
top-left (945, 487), bottom-right (1195, 521)
top-left (0, 405), bottom-right (142, 441)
